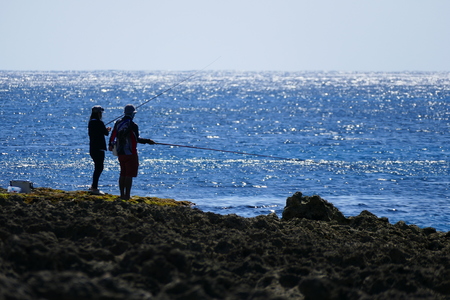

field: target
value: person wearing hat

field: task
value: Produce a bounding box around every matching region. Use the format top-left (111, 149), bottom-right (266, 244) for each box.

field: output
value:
top-left (88, 105), bottom-right (111, 195)
top-left (108, 104), bottom-right (155, 200)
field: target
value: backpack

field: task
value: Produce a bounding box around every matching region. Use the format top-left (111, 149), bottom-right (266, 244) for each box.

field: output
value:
top-left (113, 119), bottom-right (133, 155)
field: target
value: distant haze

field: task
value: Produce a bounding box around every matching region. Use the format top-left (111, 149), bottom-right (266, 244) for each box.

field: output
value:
top-left (1, 0), bottom-right (449, 72)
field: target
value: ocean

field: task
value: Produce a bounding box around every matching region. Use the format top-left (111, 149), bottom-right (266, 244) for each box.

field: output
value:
top-left (1, 70), bottom-right (449, 231)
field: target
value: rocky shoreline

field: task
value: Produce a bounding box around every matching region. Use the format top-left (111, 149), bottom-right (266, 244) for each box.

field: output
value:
top-left (1, 188), bottom-right (450, 299)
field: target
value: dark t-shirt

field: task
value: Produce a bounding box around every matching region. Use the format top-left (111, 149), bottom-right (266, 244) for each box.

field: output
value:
top-left (88, 119), bottom-right (109, 152)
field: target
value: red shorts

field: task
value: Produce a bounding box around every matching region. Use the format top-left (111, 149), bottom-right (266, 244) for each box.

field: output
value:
top-left (118, 154), bottom-right (139, 177)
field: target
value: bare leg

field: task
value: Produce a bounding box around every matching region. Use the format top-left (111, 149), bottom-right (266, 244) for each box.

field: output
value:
top-left (119, 176), bottom-right (126, 199)
top-left (119, 176), bottom-right (133, 200)
top-left (124, 176), bottom-right (133, 200)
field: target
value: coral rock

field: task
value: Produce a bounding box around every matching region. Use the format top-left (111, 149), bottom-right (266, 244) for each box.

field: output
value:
top-left (282, 192), bottom-right (347, 224)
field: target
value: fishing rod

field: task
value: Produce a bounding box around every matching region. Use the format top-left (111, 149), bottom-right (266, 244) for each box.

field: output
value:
top-left (156, 142), bottom-right (304, 161)
top-left (105, 57), bottom-right (221, 126)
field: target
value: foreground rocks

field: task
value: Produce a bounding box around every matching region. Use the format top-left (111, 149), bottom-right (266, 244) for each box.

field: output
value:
top-left (0, 190), bottom-right (450, 299)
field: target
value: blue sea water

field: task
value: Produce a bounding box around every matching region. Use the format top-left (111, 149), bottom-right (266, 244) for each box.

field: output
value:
top-left (1, 71), bottom-right (449, 231)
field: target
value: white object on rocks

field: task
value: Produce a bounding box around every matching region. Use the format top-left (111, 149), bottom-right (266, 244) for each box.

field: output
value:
top-left (9, 180), bottom-right (34, 193)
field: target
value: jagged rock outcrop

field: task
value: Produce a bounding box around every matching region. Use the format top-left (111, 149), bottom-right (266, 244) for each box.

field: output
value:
top-left (282, 191), bottom-right (347, 224)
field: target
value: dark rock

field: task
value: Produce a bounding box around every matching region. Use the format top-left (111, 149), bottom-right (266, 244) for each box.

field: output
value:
top-left (423, 227), bottom-right (437, 235)
top-left (282, 192), bottom-right (347, 224)
top-left (0, 191), bottom-right (449, 299)
top-left (299, 277), bottom-right (336, 300)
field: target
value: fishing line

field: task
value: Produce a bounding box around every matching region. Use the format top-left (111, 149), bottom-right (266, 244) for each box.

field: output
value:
top-left (105, 56), bottom-right (221, 125)
top-left (155, 142), bottom-right (304, 161)
top-left (104, 57), bottom-right (302, 162)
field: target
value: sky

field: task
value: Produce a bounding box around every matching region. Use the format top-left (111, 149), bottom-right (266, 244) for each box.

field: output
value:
top-left (1, 0), bottom-right (450, 72)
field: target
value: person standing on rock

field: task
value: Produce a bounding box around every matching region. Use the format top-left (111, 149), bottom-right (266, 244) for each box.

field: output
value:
top-left (88, 105), bottom-right (111, 195)
top-left (108, 104), bottom-right (155, 200)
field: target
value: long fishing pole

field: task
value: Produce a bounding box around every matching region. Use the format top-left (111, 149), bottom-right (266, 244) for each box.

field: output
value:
top-left (105, 57), bottom-right (221, 125)
top-left (156, 142), bottom-right (304, 161)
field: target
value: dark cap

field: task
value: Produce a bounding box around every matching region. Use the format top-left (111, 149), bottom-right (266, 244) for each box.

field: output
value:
top-left (124, 104), bottom-right (137, 116)
top-left (92, 105), bottom-right (104, 113)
